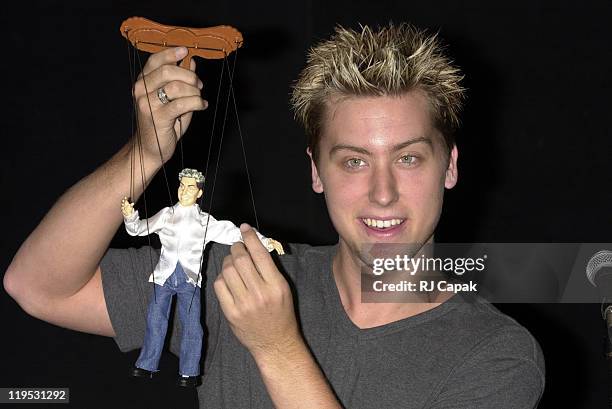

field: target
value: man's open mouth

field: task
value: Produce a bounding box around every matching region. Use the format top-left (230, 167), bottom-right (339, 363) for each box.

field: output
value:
top-left (361, 218), bottom-right (405, 230)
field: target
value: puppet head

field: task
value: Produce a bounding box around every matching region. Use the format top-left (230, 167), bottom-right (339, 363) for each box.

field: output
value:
top-left (177, 168), bottom-right (205, 206)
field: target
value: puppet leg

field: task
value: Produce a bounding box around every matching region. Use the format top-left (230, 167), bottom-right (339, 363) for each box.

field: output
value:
top-left (175, 264), bottom-right (204, 377)
top-left (135, 278), bottom-right (176, 372)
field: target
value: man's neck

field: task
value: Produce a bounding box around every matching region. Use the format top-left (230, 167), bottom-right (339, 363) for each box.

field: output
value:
top-left (332, 240), bottom-right (449, 329)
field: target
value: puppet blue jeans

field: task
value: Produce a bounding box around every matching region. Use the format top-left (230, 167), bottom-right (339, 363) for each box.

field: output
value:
top-left (135, 263), bottom-right (203, 377)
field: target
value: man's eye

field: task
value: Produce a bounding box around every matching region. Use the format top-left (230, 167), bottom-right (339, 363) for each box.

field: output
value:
top-left (399, 155), bottom-right (417, 165)
top-left (345, 158), bottom-right (366, 168)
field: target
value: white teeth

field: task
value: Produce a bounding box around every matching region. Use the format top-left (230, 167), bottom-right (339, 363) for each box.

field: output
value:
top-left (362, 218), bottom-right (404, 229)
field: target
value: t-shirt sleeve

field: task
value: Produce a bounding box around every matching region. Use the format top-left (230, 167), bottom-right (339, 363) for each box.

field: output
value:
top-left (100, 246), bottom-right (158, 352)
top-left (428, 326), bottom-right (545, 409)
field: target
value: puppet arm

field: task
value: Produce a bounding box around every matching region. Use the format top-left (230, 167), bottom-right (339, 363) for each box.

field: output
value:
top-left (201, 212), bottom-right (284, 254)
top-left (123, 206), bottom-right (169, 236)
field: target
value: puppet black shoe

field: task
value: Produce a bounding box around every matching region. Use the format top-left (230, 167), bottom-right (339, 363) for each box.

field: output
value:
top-left (130, 366), bottom-right (155, 379)
top-left (177, 375), bottom-right (202, 388)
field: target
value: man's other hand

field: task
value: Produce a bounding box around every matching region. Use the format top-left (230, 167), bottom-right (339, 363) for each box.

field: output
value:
top-left (214, 224), bottom-right (299, 360)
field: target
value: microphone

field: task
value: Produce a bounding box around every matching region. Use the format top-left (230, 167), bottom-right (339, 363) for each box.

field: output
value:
top-left (587, 250), bottom-right (612, 408)
top-left (586, 250), bottom-right (612, 321)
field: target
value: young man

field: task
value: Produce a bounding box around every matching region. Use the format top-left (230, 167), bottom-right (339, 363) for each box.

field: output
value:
top-left (4, 23), bottom-right (544, 408)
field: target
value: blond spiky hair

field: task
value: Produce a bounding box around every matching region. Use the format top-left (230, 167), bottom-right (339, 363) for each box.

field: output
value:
top-left (291, 23), bottom-right (465, 160)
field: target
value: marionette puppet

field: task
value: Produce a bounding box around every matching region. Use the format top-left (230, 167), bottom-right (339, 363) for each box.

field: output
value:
top-left (118, 18), bottom-right (284, 388)
top-left (121, 169), bottom-right (283, 387)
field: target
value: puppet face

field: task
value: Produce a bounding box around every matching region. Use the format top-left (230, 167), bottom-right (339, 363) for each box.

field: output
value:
top-left (308, 91), bottom-right (458, 266)
top-left (178, 176), bottom-right (203, 206)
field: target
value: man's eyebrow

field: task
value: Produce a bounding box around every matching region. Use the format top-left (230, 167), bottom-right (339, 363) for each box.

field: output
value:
top-left (392, 137), bottom-right (433, 151)
top-left (329, 137), bottom-right (433, 156)
top-left (329, 145), bottom-right (371, 156)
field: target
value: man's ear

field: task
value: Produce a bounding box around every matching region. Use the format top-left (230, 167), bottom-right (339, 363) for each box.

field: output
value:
top-left (197, 189), bottom-right (203, 199)
top-left (444, 144), bottom-right (459, 189)
top-left (306, 147), bottom-right (324, 193)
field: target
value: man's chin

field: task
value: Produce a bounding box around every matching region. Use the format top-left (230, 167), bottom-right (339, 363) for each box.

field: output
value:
top-left (357, 242), bottom-right (425, 268)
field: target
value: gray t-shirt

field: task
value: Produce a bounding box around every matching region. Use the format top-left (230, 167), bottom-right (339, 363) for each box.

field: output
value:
top-left (101, 243), bottom-right (545, 408)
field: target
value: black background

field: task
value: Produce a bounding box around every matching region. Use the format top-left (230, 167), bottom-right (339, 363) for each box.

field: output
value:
top-left (2, 1), bottom-right (611, 408)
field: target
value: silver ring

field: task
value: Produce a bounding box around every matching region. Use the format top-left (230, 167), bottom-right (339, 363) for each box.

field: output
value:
top-left (157, 87), bottom-right (170, 104)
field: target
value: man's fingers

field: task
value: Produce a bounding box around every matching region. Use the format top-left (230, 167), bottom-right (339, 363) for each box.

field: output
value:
top-left (240, 224), bottom-right (279, 282)
top-left (213, 276), bottom-right (236, 318)
top-left (145, 81), bottom-right (202, 107)
top-left (136, 65), bottom-right (203, 98)
top-left (174, 112), bottom-right (194, 137)
top-left (135, 86), bottom-right (207, 123)
top-left (220, 254), bottom-right (248, 300)
top-left (135, 93), bottom-right (207, 119)
top-left (164, 95), bottom-right (208, 117)
top-left (141, 47), bottom-right (188, 77)
top-left (230, 242), bottom-right (265, 291)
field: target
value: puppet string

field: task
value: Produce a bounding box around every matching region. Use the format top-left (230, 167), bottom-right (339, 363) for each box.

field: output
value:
top-left (179, 118), bottom-right (184, 170)
top-left (204, 52), bottom-right (241, 229)
top-left (135, 114), bottom-right (158, 303)
top-left (126, 39), bottom-right (158, 301)
top-left (134, 46), bottom-right (187, 303)
top-left (127, 43), bottom-right (162, 303)
top-left (135, 48), bottom-right (176, 210)
top-left (190, 55), bottom-right (232, 311)
top-left (190, 55), bottom-right (227, 310)
top-left (190, 51), bottom-right (260, 312)
top-left (228, 48), bottom-right (260, 232)
top-left (126, 38), bottom-right (136, 201)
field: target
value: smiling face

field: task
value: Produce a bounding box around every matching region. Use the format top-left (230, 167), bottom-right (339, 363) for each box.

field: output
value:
top-left (177, 176), bottom-right (203, 207)
top-left (309, 91), bottom-right (458, 268)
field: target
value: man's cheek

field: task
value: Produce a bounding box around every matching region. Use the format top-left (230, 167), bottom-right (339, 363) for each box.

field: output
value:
top-left (334, 182), bottom-right (362, 201)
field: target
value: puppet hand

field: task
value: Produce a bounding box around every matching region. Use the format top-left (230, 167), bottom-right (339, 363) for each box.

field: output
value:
top-left (214, 224), bottom-right (300, 360)
top-left (121, 196), bottom-right (135, 217)
top-left (265, 238), bottom-right (285, 255)
top-left (133, 47), bottom-right (208, 164)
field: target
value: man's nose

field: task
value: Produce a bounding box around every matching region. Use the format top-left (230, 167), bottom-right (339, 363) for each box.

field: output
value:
top-left (368, 164), bottom-right (399, 207)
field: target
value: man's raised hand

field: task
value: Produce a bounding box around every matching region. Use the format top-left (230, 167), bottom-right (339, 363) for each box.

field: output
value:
top-left (133, 47), bottom-right (208, 163)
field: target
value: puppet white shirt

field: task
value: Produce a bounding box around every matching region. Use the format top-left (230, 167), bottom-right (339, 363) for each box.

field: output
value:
top-left (123, 203), bottom-right (270, 287)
